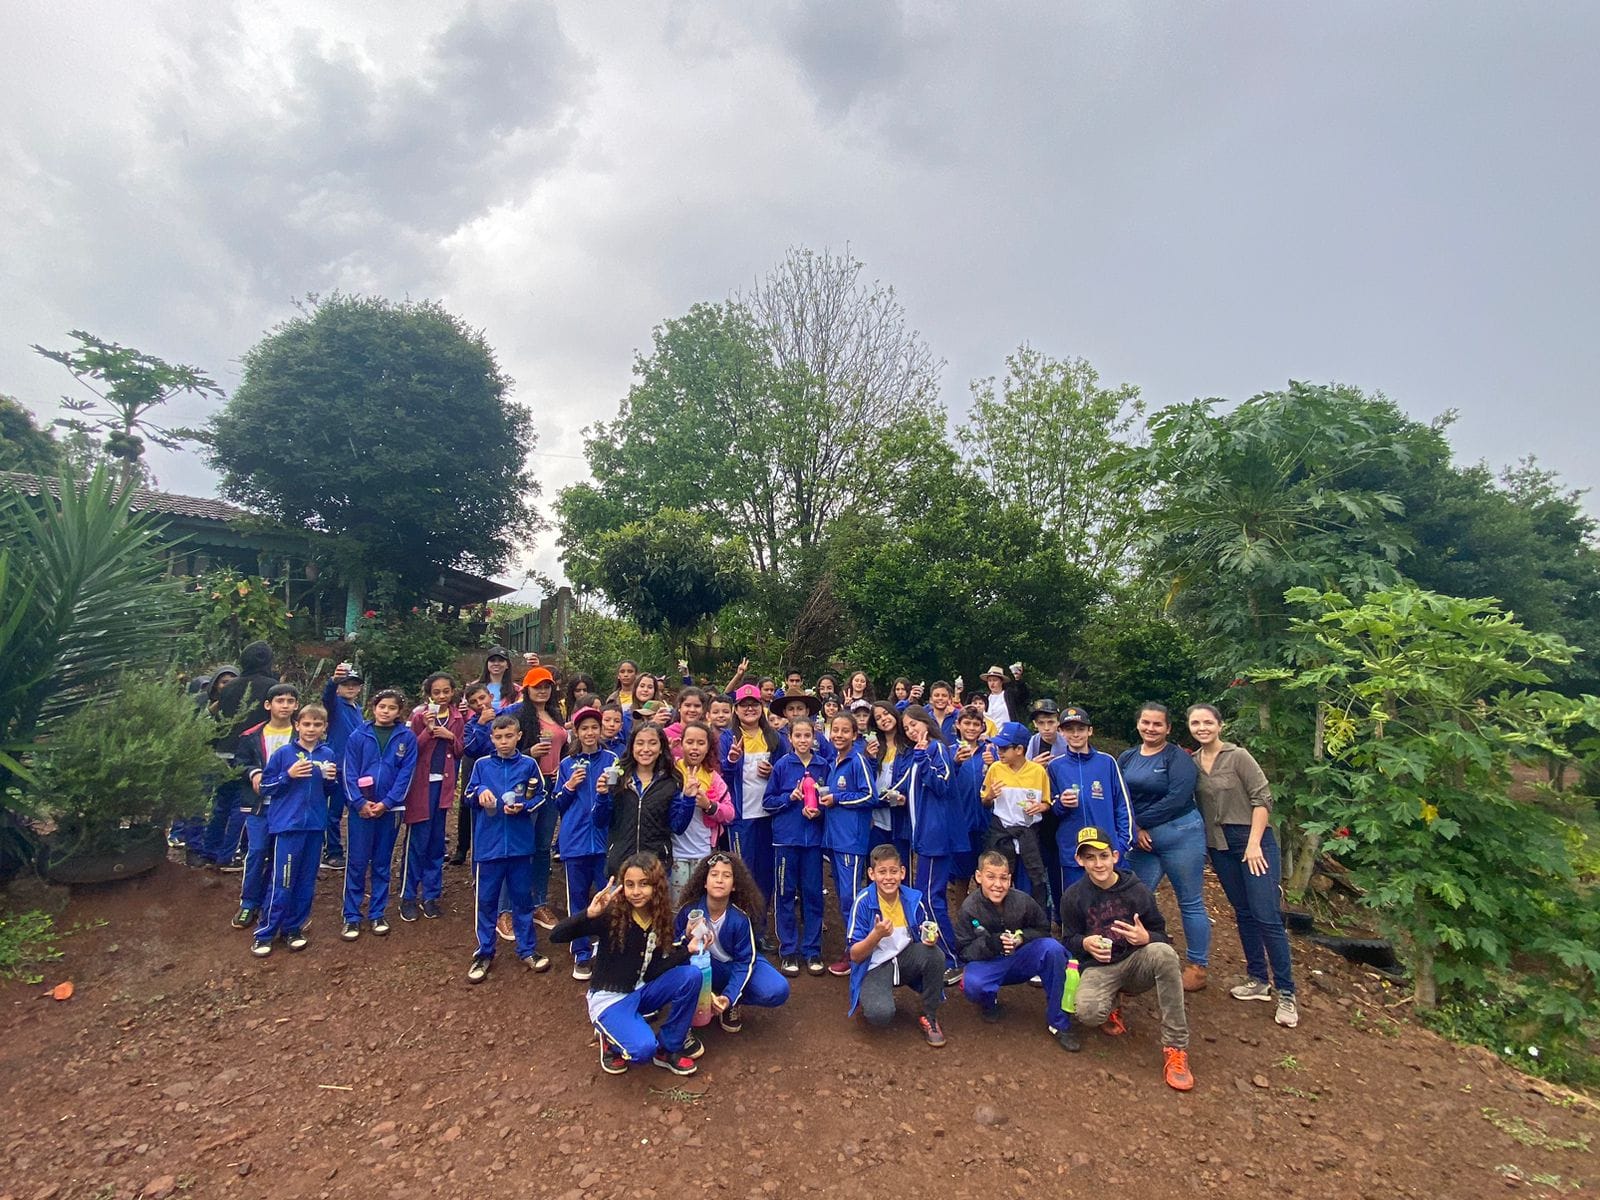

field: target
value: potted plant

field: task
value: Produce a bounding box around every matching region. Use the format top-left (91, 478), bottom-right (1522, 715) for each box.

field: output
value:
top-left (31, 674), bottom-right (221, 884)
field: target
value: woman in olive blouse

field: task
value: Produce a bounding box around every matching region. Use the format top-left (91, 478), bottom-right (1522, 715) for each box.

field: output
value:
top-left (1187, 703), bottom-right (1298, 1029)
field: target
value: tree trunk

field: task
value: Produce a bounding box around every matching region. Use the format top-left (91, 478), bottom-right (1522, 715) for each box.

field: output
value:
top-left (1413, 943), bottom-right (1437, 1010)
top-left (1283, 826), bottom-right (1319, 898)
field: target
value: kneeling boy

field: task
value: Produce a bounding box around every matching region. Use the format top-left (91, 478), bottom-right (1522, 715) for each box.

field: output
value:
top-left (1060, 826), bottom-right (1195, 1091)
top-left (955, 850), bottom-right (1072, 1048)
top-left (846, 844), bottom-right (947, 1046)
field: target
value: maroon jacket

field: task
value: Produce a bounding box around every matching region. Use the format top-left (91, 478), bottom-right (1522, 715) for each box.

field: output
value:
top-left (403, 705), bottom-right (466, 824)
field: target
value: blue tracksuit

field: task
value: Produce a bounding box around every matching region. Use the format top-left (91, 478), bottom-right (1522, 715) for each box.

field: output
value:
top-left (890, 742), bottom-right (960, 968)
top-left (462, 715), bottom-right (495, 759)
top-left (763, 751), bottom-right (829, 959)
top-left (320, 680), bottom-right (365, 859)
top-left (340, 721), bottom-right (417, 925)
top-left (1048, 747), bottom-right (1134, 890)
top-left (949, 737), bottom-right (995, 877)
top-left (674, 896), bottom-right (790, 1009)
top-left (555, 748), bottom-right (617, 964)
top-left (822, 745), bottom-right (880, 921)
top-left (255, 740), bottom-right (340, 940)
top-left (721, 728), bottom-right (779, 909)
top-left (845, 883), bottom-right (937, 1015)
top-left (465, 751), bottom-right (545, 959)
top-left (235, 722), bottom-right (294, 913)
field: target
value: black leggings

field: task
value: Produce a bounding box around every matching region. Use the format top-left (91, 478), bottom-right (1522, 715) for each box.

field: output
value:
top-left (985, 819), bottom-right (1053, 917)
top-left (451, 755), bottom-right (479, 862)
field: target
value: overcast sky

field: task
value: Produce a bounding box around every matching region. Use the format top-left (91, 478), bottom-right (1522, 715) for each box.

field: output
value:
top-left (3, 2), bottom-right (1597, 595)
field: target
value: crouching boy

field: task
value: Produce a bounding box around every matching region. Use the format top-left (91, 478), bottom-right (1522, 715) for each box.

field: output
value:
top-left (955, 850), bottom-right (1072, 1049)
top-left (846, 844), bottom-right (948, 1046)
top-left (1059, 826), bottom-right (1195, 1091)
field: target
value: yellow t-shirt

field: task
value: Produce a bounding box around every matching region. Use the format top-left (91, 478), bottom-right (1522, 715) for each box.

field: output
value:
top-left (741, 730), bottom-right (768, 755)
top-left (878, 891), bottom-right (906, 929)
top-left (983, 760), bottom-right (1050, 828)
top-left (618, 691), bottom-right (634, 710)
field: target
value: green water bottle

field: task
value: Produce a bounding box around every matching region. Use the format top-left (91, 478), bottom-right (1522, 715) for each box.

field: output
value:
top-left (1063, 958), bottom-right (1081, 1014)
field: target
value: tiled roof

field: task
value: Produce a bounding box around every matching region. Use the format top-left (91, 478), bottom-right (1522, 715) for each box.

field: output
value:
top-left (0, 470), bottom-right (250, 523)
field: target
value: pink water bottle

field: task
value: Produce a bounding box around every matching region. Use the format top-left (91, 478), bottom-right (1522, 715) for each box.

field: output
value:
top-left (357, 775), bottom-right (376, 804)
top-left (801, 774), bottom-right (819, 814)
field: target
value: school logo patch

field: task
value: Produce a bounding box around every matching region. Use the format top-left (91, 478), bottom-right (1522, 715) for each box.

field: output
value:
top-left (395, 743), bottom-right (407, 757)
top-left (1091, 781), bottom-right (1104, 798)
top-left (836, 776), bottom-right (848, 789)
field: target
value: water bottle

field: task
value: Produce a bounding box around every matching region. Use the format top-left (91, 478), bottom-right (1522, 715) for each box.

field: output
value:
top-left (801, 775), bottom-right (819, 814)
top-left (691, 952), bottom-right (715, 1026)
top-left (1063, 957), bottom-right (1081, 1014)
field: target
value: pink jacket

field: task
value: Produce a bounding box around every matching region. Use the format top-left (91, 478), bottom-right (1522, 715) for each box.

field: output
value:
top-left (403, 705), bottom-right (465, 824)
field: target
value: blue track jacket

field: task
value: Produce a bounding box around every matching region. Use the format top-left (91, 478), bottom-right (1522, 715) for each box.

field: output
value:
top-left (259, 740), bottom-right (342, 835)
top-left (320, 679), bottom-right (364, 759)
top-left (465, 751), bottom-right (545, 861)
top-left (674, 896), bottom-right (758, 1006)
top-left (1047, 747), bottom-right (1134, 857)
top-left (822, 743), bottom-right (880, 855)
top-left (555, 747), bottom-right (617, 858)
top-left (845, 883), bottom-right (936, 1015)
top-left (886, 742), bottom-right (964, 856)
top-left (763, 751), bottom-right (830, 847)
top-left (951, 736), bottom-right (996, 848)
top-left (341, 721), bottom-right (419, 813)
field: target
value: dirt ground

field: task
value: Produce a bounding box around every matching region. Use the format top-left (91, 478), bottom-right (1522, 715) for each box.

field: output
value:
top-left (2, 853), bottom-right (1597, 1200)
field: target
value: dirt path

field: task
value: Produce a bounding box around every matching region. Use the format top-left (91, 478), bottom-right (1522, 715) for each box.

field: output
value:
top-left (2, 860), bottom-right (1595, 1200)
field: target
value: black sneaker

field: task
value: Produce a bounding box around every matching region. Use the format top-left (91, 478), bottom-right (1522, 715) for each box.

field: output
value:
top-left (467, 954), bottom-right (492, 983)
top-left (230, 906), bottom-right (256, 930)
top-left (652, 1050), bottom-right (697, 1076)
top-left (286, 929), bottom-right (309, 951)
top-left (398, 899), bottom-right (420, 923)
top-left (1054, 1023), bottom-right (1082, 1052)
top-left (522, 952), bottom-right (551, 973)
top-left (322, 854), bottom-right (344, 870)
top-left (779, 955), bottom-right (800, 977)
top-left (341, 922), bottom-right (360, 941)
top-left (719, 1006), bottom-right (743, 1034)
top-left (371, 918), bottom-right (390, 936)
top-left (982, 1002), bottom-right (1005, 1024)
top-left (805, 956), bottom-right (826, 976)
top-left (682, 1032), bottom-right (706, 1060)
top-left (421, 899), bottom-right (441, 920)
top-left (220, 855), bottom-right (245, 874)
top-left (250, 939), bottom-right (272, 958)
top-left (572, 960), bottom-right (593, 982)
top-left (944, 966), bottom-right (965, 987)
top-left (600, 1038), bottom-right (628, 1075)
top-left (756, 933), bottom-right (779, 955)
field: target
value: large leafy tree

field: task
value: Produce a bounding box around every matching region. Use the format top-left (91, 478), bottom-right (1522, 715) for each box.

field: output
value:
top-left (592, 510), bottom-right (752, 660)
top-left (957, 345), bottom-right (1144, 579)
top-left (33, 331), bottom-right (221, 489)
top-left (0, 395), bottom-right (63, 475)
top-left (204, 295), bottom-right (538, 595)
top-left (558, 247), bottom-right (944, 583)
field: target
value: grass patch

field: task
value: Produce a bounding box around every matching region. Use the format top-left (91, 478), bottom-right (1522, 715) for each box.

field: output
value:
top-left (0, 908), bottom-right (61, 984)
top-left (1482, 1108), bottom-right (1592, 1153)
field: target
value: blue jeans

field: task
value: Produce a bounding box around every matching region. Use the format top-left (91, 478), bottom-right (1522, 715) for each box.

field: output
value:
top-left (1209, 823), bottom-right (1294, 994)
top-left (1128, 807), bottom-right (1212, 968)
top-left (528, 789), bottom-right (559, 908)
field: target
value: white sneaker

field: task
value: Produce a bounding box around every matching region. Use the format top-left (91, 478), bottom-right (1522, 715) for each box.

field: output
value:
top-left (1275, 993), bottom-right (1300, 1028)
top-left (1230, 978), bottom-right (1274, 1002)
top-left (572, 961), bottom-right (593, 982)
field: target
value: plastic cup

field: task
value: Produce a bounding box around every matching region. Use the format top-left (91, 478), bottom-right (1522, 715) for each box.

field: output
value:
top-left (920, 920), bottom-right (940, 946)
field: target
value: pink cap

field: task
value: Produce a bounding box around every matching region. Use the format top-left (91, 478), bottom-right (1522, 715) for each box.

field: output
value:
top-left (734, 684), bottom-right (762, 704)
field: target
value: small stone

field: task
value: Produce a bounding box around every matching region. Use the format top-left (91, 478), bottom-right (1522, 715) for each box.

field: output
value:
top-left (161, 1081), bottom-right (197, 1099)
top-left (1251, 1075), bottom-right (1270, 1089)
top-left (144, 1176), bottom-right (178, 1200)
top-left (441, 1126), bottom-right (462, 1143)
top-left (237, 1162), bottom-right (252, 1177)
top-left (1070, 1152), bottom-right (1092, 1169)
top-left (974, 1105), bottom-right (1007, 1127)
top-left (371, 1120), bottom-right (396, 1136)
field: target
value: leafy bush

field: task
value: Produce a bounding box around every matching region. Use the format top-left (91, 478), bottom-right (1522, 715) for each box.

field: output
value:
top-left (176, 567), bottom-right (291, 666)
top-left (351, 612), bottom-right (465, 694)
top-left (32, 674), bottom-right (222, 855)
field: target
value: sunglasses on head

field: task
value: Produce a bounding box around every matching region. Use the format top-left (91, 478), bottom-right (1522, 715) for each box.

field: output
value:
top-left (705, 852), bottom-right (733, 866)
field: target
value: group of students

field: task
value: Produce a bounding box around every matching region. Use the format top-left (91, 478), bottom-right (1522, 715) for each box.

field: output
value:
top-left (192, 646), bottom-right (1301, 1090)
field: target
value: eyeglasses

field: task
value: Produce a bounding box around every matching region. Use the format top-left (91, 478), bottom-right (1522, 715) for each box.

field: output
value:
top-left (705, 852), bottom-right (733, 866)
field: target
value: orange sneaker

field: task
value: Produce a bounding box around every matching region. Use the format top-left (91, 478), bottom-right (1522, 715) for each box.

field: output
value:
top-left (1163, 1046), bottom-right (1194, 1091)
top-left (1100, 1007), bottom-right (1127, 1037)
top-left (496, 912), bottom-right (515, 942)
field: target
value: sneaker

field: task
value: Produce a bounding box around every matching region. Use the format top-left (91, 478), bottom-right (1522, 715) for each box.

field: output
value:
top-left (1101, 1007), bottom-right (1127, 1037)
top-left (230, 906), bottom-right (256, 930)
top-left (286, 929), bottom-right (309, 951)
top-left (918, 1015), bottom-right (947, 1048)
top-left (600, 1041), bottom-right (629, 1075)
top-left (250, 939), bottom-right (273, 958)
top-left (522, 952), bottom-right (551, 973)
top-left (981, 1002), bottom-right (1004, 1025)
top-left (944, 966), bottom-right (965, 987)
top-left (496, 912), bottom-right (515, 942)
top-left (1182, 963), bottom-right (1208, 992)
top-left (779, 955), bottom-right (800, 977)
top-left (322, 854), bottom-right (344, 870)
top-left (1275, 993), bottom-right (1300, 1028)
top-left (572, 960), bottom-right (593, 982)
top-left (167, 833), bottom-right (185, 849)
top-left (826, 958), bottom-right (851, 977)
top-left (184, 848), bottom-right (209, 869)
top-left (467, 954), bottom-right (492, 983)
top-left (371, 918), bottom-right (390, 936)
top-left (719, 1005), bottom-right (743, 1034)
top-left (341, 922), bottom-right (360, 941)
top-left (1163, 1046), bottom-right (1195, 1091)
top-left (1054, 1023), bottom-right (1082, 1052)
top-left (532, 904), bottom-right (560, 930)
top-left (682, 1032), bottom-right (706, 1059)
top-left (652, 1050), bottom-right (698, 1076)
top-left (1230, 978), bottom-right (1273, 1003)
top-left (805, 956), bottom-right (826, 976)
top-left (398, 899), bottom-right (420, 923)
top-left (756, 933), bottom-right (779, 955)
top-left (219, 855), bottom-right (245, 874)
top-left (421, 900), bottom-right (441, 920)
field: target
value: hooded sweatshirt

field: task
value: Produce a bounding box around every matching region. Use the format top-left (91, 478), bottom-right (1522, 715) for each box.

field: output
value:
top-left (1059, 868), bottom-right (1171, 969)
top-left (216, 641), bottom-right (278, 751)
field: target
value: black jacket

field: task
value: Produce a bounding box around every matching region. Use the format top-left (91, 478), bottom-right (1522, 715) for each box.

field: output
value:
top-left (215, 641), bottom-right (279, 754)
top-left (549, 911), bottom-right (691, 994)
top-left (605, 771), bottom-right (680, 876)
top-left (955, 889), bottom-right (1053, 962)
top-left (1059, 869), bottom-right (1170, 969)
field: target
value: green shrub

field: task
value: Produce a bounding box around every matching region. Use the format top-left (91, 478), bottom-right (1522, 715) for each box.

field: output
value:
top-left (32, 674), bottom-right (222, 855)
top-left (351, 612), bottom-right (465, 695)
